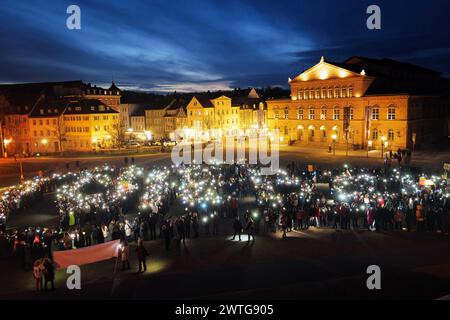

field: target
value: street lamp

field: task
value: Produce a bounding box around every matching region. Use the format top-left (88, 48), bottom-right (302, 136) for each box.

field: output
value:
top-left (331, 134), bottom-right (337, 155)
top-left (41, 138), bottom-right (48, 153)
top-left (367, 140), bottom-right (372, 158)
top-left (3, 138), bottom-right (12, 158)
top-left (381, 136), bottom-right (386, 159)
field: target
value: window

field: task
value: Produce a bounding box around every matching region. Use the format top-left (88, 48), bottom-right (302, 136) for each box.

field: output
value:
top-left (372, 128), bottom-right (378, 140)
top-left (320, 107), bottom-right (327, 120)
top-left (40, 109), bottom-right (44, 115)
top-left (284, 107), bottom-right (289, 119)
top-left (315, 89), bottom-right (320, 99)
top-left (328, 87), bottom-right (333, 99)
top-left (298, 89), bottom-right (303, 100)
top-left (388, 129), bottom-right (395, 141)
top-left (297, 108), bottom-right (303, 120)
top-left (341, 86), bottom-right (347, 98)
top-left (372, 108), bottom-right (379, 120)
top-left (33, 120), bottom-right (36, 125)
top-left (309, 108), bottom-right (315, 120)
top-left (274, 109), bottom-right (279, 119)
top-left (333, 108), bottom-right (340, 120)
top-left (348, 107), bottom-right (353, 120)
top-left (303, 89), bottom-right (308, 100)
top-left (348, 86), bottom-right (353, 97)
top-left (387, 107), bottom-right (396, 120)
top-left (39, 120), bottom-right (43, 125)
top-left (310, 89), bottom-right (314, 99)
top-left (321, 88), bottom-right (327, 99)
top-left (46, 120), bottom-right (50, 125)
top-left (334, 87), bottom-right (339, 98)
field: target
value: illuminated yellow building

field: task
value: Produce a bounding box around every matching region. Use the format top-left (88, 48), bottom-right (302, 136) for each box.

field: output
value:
top-left (28, 99), bottom-right (67, 153)
top-left (63, 100), bottom-right (120, 151)
top-left (185, 90), bottom-right (265, 140)
top-left (267, 56), bottom-right (450, 150)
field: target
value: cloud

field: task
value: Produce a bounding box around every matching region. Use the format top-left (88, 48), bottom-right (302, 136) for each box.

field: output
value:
top-left (0, 0), bottom-right (449, 91)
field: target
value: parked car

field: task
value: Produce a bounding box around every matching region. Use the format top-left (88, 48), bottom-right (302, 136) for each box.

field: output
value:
top-left (163, 141), bottom-right (176, 147)
top-left (124, 142), bottom-right (141, 148)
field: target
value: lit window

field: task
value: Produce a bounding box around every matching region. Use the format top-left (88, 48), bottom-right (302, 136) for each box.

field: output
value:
top-left (321, 88), bottom-right (327, 99)
top-left (309, 108), bottom-right (315, 120)
top-left (284, 107), bottom-right (289, 119)
top-left (315, 89), bottom-right (320, 99)
top-left (298, 89), bottom-right (303, 100)
top-left (348, 86), bottom-right (353, 97)
top-left (387, 107), bottom-right (396, 120)
top-left (333, 108), bottom-right (340, 120)
top-left (372, 108), bottom-right (379, 120)
top-left (274, 109), bottom-right (279, 119)
top-left (310, 89), bottom-right (314, 99)
top-left (320, 107), bottom-right (327, 120)
top-left (328, 87), bottom-right (333, 98)
top-left (334, 87), bottom-right (339, 98)
top-left (304, 90), bottom-right (309, 100)
top-left (297, 108), bottom-right (303, 120)
top-left (341, 86), bottom-right (347, 98)
top-left (348, 108), bottom-right (353, 120)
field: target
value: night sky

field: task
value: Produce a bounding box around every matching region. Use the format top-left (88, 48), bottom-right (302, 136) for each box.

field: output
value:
top-left (1, 0), bottom-right (450, 92)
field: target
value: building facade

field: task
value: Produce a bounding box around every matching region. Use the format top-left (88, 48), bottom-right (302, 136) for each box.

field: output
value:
top-left (267, 56), bottom-right (450, 150)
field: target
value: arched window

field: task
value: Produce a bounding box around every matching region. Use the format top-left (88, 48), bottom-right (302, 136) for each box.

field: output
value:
top-left (372, 128), bottom-right (378, 140)
top-left (297, 108), bottom-right (303, 120)
top-left (387, 106), bottom-right (396, 120)
top-left (304, 89), bottom-right (309, 100)
top-left (309, 108), bottom-right (315, 120)
top-left (320, 107), bottom-right (327, 120)
top-left (328, 87), bottom-right (333, 98)
top-left (388, 129), bottom-right (395, 141)
top-left (321, 87), bottom-right (327, 99)
top-left (341, 86), bottom-right (347, 98)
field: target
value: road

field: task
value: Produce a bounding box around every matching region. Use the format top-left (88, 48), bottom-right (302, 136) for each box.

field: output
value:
top-left (1, 146), bottom-right (448, 188)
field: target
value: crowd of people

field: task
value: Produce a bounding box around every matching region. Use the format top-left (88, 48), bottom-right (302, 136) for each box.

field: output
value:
top-left (1, 161), bottom-right (450, 291)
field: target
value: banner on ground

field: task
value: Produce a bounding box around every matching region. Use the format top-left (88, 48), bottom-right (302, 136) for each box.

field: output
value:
top-left (54, 240), bottom-right (120, 269)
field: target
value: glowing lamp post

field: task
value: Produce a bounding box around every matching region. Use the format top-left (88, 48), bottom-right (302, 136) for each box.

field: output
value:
top-left (367, 140), bottom-right (372, 158)
top-left (331, 134), bottom-right (337, 155)
top-left (3, 138), bottom-right (12, 158)
top-left (381, 136), bottom-right (386, 159)
top-left (41, 138), bottom-right (48, 153)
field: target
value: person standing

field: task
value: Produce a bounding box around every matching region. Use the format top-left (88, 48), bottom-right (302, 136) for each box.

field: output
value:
top-left (232, 217), bottom-right (242, 241)
top-left (120, 241), bottom-right (130, 270)
top-left (135, 239), bottom-right (148, 272)
top-left (245, 215), bottom-right (255, 242)
top-left (43, 258), bottom-right (55, 291)
top-left (33, 259), bottom-right (44, 291)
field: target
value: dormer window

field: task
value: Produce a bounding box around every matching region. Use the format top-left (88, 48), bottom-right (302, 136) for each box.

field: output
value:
top-left (91, 106), bottom-right (95, 111)
top-left (40, 109), bottom-right (44, 115)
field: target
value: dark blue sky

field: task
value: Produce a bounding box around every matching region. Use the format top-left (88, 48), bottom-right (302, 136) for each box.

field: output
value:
top-left (1, 0), bottom-right (450, 92)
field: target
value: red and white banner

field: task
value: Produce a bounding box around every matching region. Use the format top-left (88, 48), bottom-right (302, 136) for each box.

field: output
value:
top-left (54, 240), bottom-right (120, 269)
